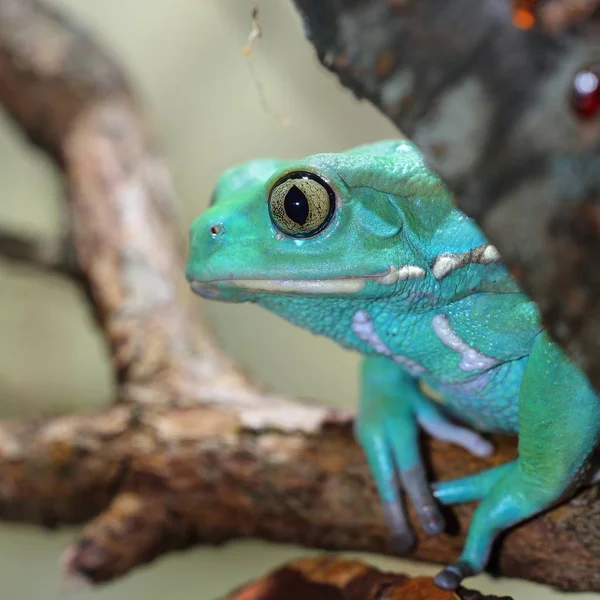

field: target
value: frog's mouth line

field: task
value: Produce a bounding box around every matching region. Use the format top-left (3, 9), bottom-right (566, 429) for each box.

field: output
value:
top-left (188, 264), bottom-right (426, 296)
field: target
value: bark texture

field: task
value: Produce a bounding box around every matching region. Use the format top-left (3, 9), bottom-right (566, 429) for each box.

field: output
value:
top-left (3, 402), bottom-right (599, 592)
top-left (0, 0), bottom-right (599, 597)
top-left (292, 0), bottom-right (600, 389)
top-left (222, 556), bottom-right (514, 600)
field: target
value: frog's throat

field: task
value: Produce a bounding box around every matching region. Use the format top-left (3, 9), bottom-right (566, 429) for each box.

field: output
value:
top-left (190, 264), bottom-right (426, 295)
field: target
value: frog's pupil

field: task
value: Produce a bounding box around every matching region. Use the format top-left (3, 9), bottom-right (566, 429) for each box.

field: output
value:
top-left (284, 185), bottom-right (309, 226)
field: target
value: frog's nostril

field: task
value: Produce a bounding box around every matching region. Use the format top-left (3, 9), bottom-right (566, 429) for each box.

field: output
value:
top-left (210, 223), bottom-right (225, 237)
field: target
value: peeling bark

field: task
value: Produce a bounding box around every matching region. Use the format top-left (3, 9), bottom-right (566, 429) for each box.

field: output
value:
top-left (222, 556), bottom-right (514, 600)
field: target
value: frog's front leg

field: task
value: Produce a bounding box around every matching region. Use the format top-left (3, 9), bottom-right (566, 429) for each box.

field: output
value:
top-left (434, 332), bottom-right (600, 590)
top-left (355, 355), bottom-right (493, 550)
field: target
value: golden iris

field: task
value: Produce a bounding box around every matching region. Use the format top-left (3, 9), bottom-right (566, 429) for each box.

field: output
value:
top-left (268, 171), bottom-right (336, 238)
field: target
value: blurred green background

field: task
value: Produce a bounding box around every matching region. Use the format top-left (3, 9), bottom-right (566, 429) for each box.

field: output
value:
top-left (0, 2), bottom-right (597, 599)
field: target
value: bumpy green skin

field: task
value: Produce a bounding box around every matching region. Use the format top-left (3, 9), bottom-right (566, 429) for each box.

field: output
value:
top-left (185, 140), bottom-right (600, 589)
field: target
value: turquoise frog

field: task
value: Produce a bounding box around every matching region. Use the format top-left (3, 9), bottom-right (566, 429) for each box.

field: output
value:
top-left (185, 140), bottom-right (600, 589)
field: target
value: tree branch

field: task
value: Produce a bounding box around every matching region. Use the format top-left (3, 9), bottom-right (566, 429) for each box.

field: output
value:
top-left (221, 556), bottom-right (514, 600)
top-left (0, 229), bottom-right (79, 277)
top-left (0, 0), bottom-right (247, 405)
top-left (292, 0), bottom-right (600, 390)
top-left (0, 0), bottom-right (599, 596)
top-left (0, 401), bottom-right (597, 592)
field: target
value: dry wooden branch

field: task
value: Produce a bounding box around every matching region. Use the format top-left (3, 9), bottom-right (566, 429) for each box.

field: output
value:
top-left (4, 402), bottom-right (598, 592)
top-left (0, 0), bottom-right (599, 597)
top-left (292, 0), bottom-right (600, 390)
top-left (0, 229), bottom-right (78, 277)
top-left (221, 556), bottom-right (514, 600)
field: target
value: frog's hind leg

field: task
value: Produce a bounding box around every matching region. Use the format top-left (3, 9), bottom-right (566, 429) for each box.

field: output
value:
top-left (434, 456), bottom-right (600, 506)
top-left (434, 333), bottom-right (600, 590)
top-left (433, 461), bottom-right (516, 505)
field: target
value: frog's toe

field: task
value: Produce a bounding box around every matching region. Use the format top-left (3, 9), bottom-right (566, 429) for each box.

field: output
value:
top-left (356, 424), bottom-right (416, 550)
top-left (355, 401), bottom-right (446, 545)
top-left (468, 436), bottom-right (494, 458)
top-left (392, 453), bottom-right (445, 536)
top-left (419, 504), bottom-right (445, 536)
top-left (418, 415), bottom-right (494, 458)
top-left (433, 562), bottom-right (476, 590)
top-left (382, 501), bottom-right (416, 552)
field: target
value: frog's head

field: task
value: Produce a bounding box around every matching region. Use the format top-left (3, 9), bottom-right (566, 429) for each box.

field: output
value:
top-left (185, 140), bottom-right (453, 306)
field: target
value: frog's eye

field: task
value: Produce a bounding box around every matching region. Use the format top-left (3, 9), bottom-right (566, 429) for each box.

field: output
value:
top-left (268, 171), bottom-right (336, 238)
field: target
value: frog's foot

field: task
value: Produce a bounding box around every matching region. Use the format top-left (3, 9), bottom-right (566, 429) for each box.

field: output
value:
top-left (355, 404), bottom-right (446, 547)
top-left (356, 390), bottom-right (497, 546)
top-left (434, 562), bottom-right (477, 590)
top-left (432, 461), bottom-right (573, 590)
